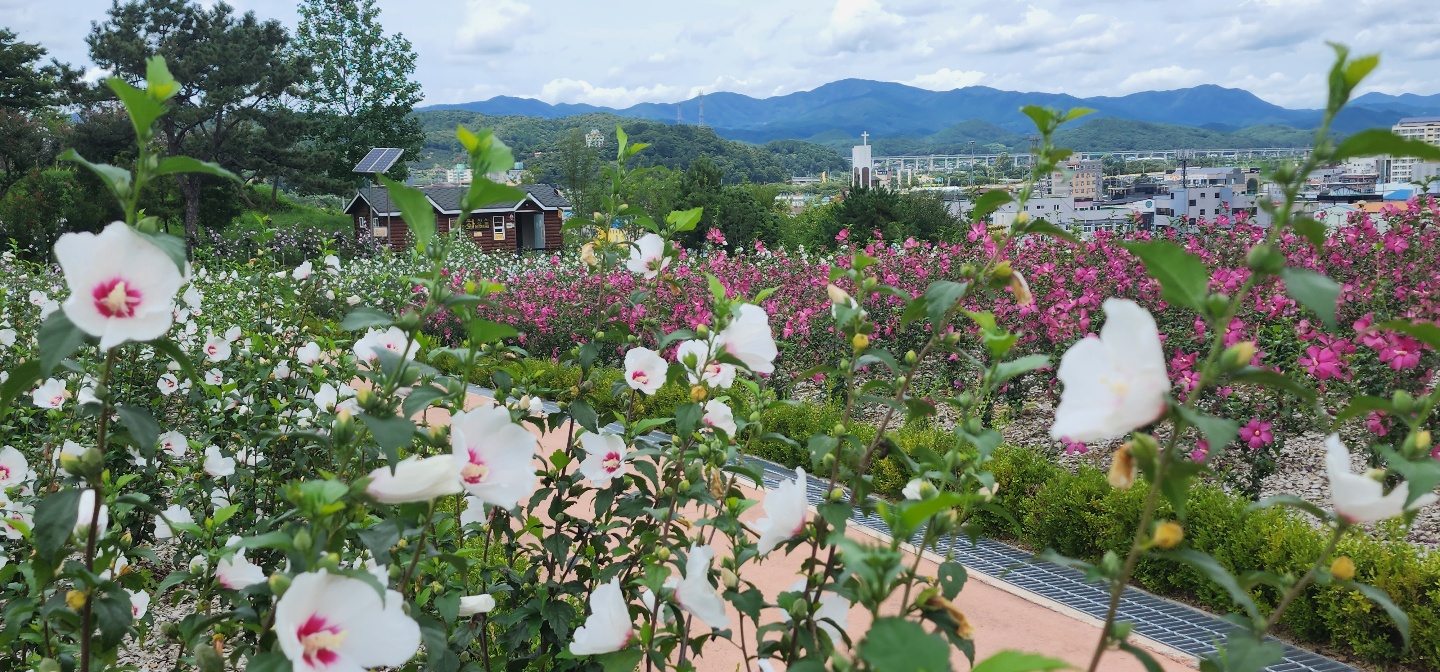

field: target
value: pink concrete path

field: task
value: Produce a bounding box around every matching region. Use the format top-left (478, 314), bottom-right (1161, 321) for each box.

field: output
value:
top-left (423, 391), bottom-right (1195, 671)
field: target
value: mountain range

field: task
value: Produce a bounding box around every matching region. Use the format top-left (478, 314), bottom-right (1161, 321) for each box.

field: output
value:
top-left (420, 80), bottom-right (1440, 147)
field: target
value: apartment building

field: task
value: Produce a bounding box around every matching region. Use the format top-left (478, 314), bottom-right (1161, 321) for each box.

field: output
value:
top-left (1380, 116), bottom-right (1440, 182)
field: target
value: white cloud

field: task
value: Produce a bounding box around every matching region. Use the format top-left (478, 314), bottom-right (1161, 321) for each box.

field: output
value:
top-left (816, 0), bottom-right (906, 55)
top-left (452, 0), bottom-right (536, 56)
top-left (1117, 66), bottom-right (1207, 93)
top-left (536, 78), bottom-right (684, 107)
top-left (905, 68), bottom-right (986, 90)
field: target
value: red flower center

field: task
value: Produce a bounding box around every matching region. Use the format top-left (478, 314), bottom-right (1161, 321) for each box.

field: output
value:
top-left (297, 614), bottom-right (346, 667)
top-left (92, 278), bottom-right (141, 318)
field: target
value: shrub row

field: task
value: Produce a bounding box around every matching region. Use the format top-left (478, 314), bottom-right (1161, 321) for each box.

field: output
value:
top-left (434, 355), bottom-right (1437, 667)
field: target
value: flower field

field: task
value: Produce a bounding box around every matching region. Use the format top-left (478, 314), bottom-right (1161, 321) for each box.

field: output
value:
top-left (5, 54), bottom-right (1440, 672)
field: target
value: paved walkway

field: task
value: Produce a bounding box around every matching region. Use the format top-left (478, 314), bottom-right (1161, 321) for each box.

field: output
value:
top-left (424, 389), bottom-right (1195, 671)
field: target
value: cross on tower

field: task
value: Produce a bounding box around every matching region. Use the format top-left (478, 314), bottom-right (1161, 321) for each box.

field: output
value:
top-left (861, 131), bottom-right (869, 145)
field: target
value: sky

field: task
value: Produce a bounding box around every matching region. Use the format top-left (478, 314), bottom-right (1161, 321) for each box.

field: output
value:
top-left (4, 0), bottom-right (1438, 109)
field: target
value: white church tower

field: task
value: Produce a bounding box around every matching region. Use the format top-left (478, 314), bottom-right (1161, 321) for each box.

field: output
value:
top-left (852, 131), bottom-right (874, 188)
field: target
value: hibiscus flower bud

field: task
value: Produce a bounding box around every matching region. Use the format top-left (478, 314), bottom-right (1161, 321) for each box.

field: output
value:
top-left (656, 547), bottom-right (670, 561)
top-left (852, 333), bottom-right (870, 351)
top-left (826, 284), bottom-right (853, 306)
top-left (66, 589), bottom-right (87, 610)
top-left (1392, 390), bottom-right (1415, 412)
top-left (1245, 244), bottom-right (1285, 275)
top-left (1221, 341), bottom-right (1256, 370)
top-left (690, 385), bottom-right (708, 402)
top-left (719, 566), bottom-right (738, 590)
top-left (1416, 430), bottom-right (1432, 451)
top-left (268, 573), bottom-right (291, 597)
top-left (1330, 556), bottom-right (1356, 581)
top-left (1108, 442), bottom-right (1138, 489)
top-left (1153, 521), bottom-right (1184, 549)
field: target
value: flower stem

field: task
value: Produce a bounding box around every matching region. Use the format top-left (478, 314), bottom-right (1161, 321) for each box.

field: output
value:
top-left (79, 347), bottom-right (118, 672)
top-left (1262, 525), bottom-right (1345, 634)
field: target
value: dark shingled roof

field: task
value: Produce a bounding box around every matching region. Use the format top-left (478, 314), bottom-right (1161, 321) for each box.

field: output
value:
top-left (351, 183), bottom-right (572, 215)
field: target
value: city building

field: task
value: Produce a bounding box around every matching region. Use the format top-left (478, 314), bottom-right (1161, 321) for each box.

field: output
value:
top-left (444, 164), bottom-right (473, 184)
top-left (1379, 116), bottom-right (1440, 182)
top-left (1044, 160), bottom-right (1103, 199)
top-left (585, 128), bottom-right (605, 148)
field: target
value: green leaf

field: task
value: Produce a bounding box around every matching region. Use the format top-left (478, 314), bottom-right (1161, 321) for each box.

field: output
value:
top-left (1199, 630), bottom-right (1284, 672)
top-left (401, 385), bottom-right (448, 419)
top-left (135, 228), bottom-right (189, 274)
top-left (1020, 106), bottom-right (1055, 133)
top-left (1023, 218), bottom-right (1079, 244)
top-left (153, 156), bottom-right (240, 182)
top-left (569, 399), bottom-right (599, 434)
top-left (1246, 494), bottom-right (1329, 522)
top-left (38, 309), bottom-right (87, 375)
top-left (244, 652), bottom-right (294, 672)
top-left (924, 280), bottom-right (968, 329)
top-left (666, 207), bottom-right (704, 232)
top-left (59, 149), bottom-right (132, 202)
top-left (859, 618), bottom-right (952, 672)
top-left (93, 585), bottom-right (133, 649)
top-left (1335, 395), bottom-right (1396, 425)
top-left (107, 77), bottom-right (165, 143)
top-left (1374, 319), bottom-right (1440, 351)
top-left (379, 176), bottom-right (437, 253)
top-left (970, 650), bottom-right (1072, 672)
top-left (464, 318), bottom-right (517, 345)
top-left (340, 307), bottom-right (394, 331)
top-left (1122, 240), bottom-right (1209, 311)
top-left (900, 492), bottom-right (965, 532)
top-left (1161, 549), bottom-right (1260, 623)
top-left (1346, 581), bottom-right (1411, 651)
top-left (1228, 368), bottom-right (1316, 403)
top-left (994, 354), bottom-right (1049, 385)
top-left (145, 56), bottom-right (179, 101)
top-left (0, 359), bottom-right (41, 420)
top-left (938, 561), bottom-right (967, 600)
top-left (595, 648), bottom-right (643, 672)
top-left (117, 404), bottom-right (161, 453)
top-left (150, 338), bottom-right (201, 391)
top-left (674, 402), bottom-right (703, 438)
top-left (361, 414), bottom-right (416, 466)
top-left (1334, 129), bottom-right (1440, 163)
top-left (1176, 406), bottom-right (1238, 452)
top-left (33, 489), bottom-right (81, 563)
top-left (1279, 267), bottom-right (1339, 329)
top-left (461, 179), bottom-right (525, 213)
top-left (1293, 216), bottom-right (1327, 249)
top-left (969, 190), bottom-right (1013, 223)
top-left (1117, 641), bottom-right (1164, 672)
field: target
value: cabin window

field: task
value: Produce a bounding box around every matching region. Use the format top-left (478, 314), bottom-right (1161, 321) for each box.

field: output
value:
top-left (492, 215), bottom-right (505, 240)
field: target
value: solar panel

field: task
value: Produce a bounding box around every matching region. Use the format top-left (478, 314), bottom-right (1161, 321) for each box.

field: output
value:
top-left (352, 147), bottom-right (405, 174)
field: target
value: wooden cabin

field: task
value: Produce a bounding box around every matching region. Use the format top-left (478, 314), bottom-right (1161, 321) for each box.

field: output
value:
top-left (346, 184), bottom-right (570, 254)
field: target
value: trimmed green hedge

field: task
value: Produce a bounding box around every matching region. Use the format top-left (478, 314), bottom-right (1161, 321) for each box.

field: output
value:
top-left (432, 355), bottom-right (1438, 667)
top-left (978, 446), bottom-right (1439, 668)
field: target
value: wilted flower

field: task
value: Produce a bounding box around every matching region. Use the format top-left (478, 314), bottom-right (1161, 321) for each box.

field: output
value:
top-left (1108, 442), bottom-right (1137, 490)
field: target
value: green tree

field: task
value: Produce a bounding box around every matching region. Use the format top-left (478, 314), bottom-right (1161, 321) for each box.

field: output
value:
top-left (87, 0), bottom-right (306, 246)
top-left (894, 190), bottom-right (960, 242)
top-left (293, 0), bottom-right (423, 188)
top-left (546, 128), bottom-right (602, 217)
top-left (0, 28), bottom-right (81, 198)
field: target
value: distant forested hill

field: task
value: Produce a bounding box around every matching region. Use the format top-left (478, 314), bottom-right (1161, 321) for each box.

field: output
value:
top-left (415, 110), bottom-right (830, 183)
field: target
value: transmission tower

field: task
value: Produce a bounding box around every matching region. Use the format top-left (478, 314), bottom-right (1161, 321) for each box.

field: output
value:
top-left (698, 92), bottom-right (706, 128)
